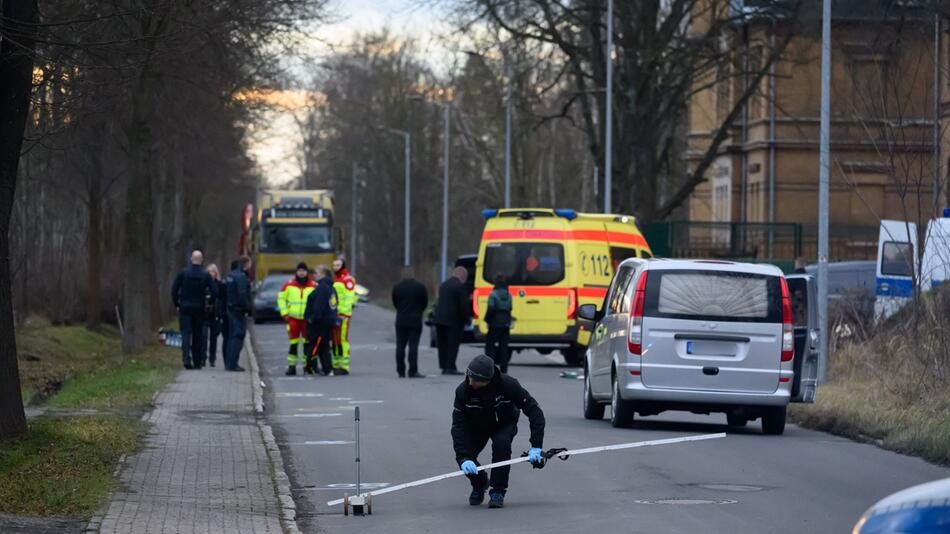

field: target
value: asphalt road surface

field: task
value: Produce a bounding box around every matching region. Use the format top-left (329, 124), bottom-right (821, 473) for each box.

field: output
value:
top-left (253, 304), bottom-right (950, 534)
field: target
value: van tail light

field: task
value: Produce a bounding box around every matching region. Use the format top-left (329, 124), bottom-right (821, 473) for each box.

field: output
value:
top-left (780, 277), bottom-right (793, 362)
top-left (567, 289), bottom-right (577, 319)
top-left (627, 272), bottom-right (649, 355)
top-left (472, 289), bottom-right (481, 319)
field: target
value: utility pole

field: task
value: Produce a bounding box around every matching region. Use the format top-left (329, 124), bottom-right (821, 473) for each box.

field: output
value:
top-left (817, 0), bottom-right (831, 382)
top-left (441, 103), bottom-right (451, 282)
top-left (504, 55), bottom-right (513, 209)
top-left (604, 0), bottom-right (614, 214)
top-left (404, 131), bottom-right (411, 267)
top-left (351, 162), bottom-right (358, 277)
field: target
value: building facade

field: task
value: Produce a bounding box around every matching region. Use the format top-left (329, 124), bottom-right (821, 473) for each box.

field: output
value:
top-left (687, 1), bottom-right (941, 262)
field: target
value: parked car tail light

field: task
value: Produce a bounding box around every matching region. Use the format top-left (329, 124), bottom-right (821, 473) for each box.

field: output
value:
top-left (780, 277), bottom-right (794, 362)
top-left (627, 272), bottom-right (649, 355)
top-left (567, 289), bottom-right (577, 319)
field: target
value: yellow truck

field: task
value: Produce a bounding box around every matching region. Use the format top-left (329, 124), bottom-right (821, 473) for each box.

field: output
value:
top-left (473, 208), bottom-right (652, 366)
top-left (245, 189), bottom-right (344, 281)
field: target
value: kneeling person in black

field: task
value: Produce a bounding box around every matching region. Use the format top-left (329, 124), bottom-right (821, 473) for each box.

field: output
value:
top-left (451, 354), bottom-right (546, 509)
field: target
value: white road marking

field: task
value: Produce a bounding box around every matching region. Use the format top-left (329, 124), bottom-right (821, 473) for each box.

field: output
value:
top-left (280, 413), bottom-right (343, 418)
top-left (347, 400), bottom-right (384, 404)
top-left (277, 393), bottom-right (325, 398)
top-left (329, 397), bottom-right (352, 401)
top-left (285, 441), bottom-right (354, 446)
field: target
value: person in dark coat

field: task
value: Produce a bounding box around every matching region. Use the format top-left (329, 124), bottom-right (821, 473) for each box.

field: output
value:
top-left (452, 354), bottom-right (546, 509)
top-left (433, 266), bottom-right (469, 375)
top-left (304, 265), bottom-right (337, 376)
top-left (224, 257), bottom-right (251, 372)
top-left (171, 250), bottom-right (215, 370)
top-left (204, 263), bottom-right (224, 367)
top-left (391, 265), bottom-right (429, 378)
top-left (484, 274), bottom-right (514, 373)
top-left (216, 266), bottom-right (229, 359)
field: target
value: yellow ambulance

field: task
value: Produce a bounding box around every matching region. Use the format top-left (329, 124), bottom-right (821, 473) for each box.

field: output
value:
top-left (473, 208), bottom-right (652, 366)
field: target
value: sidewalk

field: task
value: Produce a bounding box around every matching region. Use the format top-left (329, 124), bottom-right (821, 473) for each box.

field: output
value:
top-left (86, 339), bottom-right (297, 534)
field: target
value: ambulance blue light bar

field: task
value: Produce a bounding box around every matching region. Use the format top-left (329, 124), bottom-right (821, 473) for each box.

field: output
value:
top-left (482, 209), bottom-right (499, 219)
top-left (554, 209), bottom-right (577, 220)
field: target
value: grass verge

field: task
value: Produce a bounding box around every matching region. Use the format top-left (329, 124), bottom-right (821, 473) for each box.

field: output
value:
top-left (5, 318), bottom-right (180, 517)
top-left (790, 383), bottom-right (950, 466)
top-left (0, 416), bottom-right (143, 516)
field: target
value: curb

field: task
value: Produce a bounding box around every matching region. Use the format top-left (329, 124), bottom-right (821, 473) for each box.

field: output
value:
top-left (246, 333), bottom-right (302, 534)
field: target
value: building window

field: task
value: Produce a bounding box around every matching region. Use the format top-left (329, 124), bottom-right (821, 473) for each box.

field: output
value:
top-left (716, 61), bottom-right (733, 123)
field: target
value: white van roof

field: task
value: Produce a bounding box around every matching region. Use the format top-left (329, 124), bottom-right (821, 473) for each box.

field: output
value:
top-left (620, 258), bottom-right (784, 277)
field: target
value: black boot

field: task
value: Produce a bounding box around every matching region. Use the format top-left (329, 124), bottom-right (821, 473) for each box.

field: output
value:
top-left (488, 489), bottom-right (506, 509)
top-left (285, 366), bottom-right (296, 376)
top-left (469, 472), bottom-right (488, 505)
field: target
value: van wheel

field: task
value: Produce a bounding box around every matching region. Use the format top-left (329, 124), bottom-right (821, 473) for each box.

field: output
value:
top-left (583, 367), bottom-right (605, 420)
top-left (761, 406), bottom-right (787, 435)
top-left (726, 413), bottom-right (747, 427)
top-left (610, 374), bottom-right (634, 428)
top-left (562, 347), bottom-right (582, 367)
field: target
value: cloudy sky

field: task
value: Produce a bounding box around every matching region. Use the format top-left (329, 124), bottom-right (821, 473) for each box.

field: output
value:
top-left (247, 0), bottom-right (453, 186)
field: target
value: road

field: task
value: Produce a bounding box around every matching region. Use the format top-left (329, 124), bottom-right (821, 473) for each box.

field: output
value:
top-left (253, 304), bottom-right (950, 534)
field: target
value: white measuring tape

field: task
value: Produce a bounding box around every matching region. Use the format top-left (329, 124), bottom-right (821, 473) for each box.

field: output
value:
top-left (326, 432), bottom-right (725, 507)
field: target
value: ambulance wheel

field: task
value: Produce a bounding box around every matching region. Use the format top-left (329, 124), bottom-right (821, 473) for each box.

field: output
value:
top-left (343, 493), bottom-right (350, 516)
top-left (583, 366), bottom-right (605, 420)
top-left (561, 347), bottom-right (582, 367)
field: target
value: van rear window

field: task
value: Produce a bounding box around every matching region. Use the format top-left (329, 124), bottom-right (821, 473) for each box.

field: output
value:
top-left (643, 270), bottom-right (783, 323)
top-left (483, 242), bottom-right (565, 286)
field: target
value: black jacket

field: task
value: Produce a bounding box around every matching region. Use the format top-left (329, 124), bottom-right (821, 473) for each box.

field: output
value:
top-left (392, 278), bottom-right (429, 328)
top-left (214, 279), bottom-right (228, 318)
top-left (433, 277), bottom-right (468, 327)
top-left (451, 368), bottom-right (545, 464)
top-left (484, 287), bottom-right (513, 330)
top-left (172, 265), bottom-right (214, 314)
top-left (226, 268), bottom-right (251, 314)
top-left (305, 277), bottom-right (337, 331)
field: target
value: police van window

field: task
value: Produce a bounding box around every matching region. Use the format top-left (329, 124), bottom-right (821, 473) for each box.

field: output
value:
top-left (483, 242), bottom-right (565, 286)
top-left (618, 271), bottom-right (637, 314)
top-left (609, 247), bottom-right (638, 272)
top-left (606, 266), bottom-right (633, 314)
top-left (881, 241), bottom-right (913, 277)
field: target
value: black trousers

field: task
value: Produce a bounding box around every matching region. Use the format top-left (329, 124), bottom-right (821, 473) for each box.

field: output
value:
top-left (485, 327), bottom-right (510, 373)
top-left (306, 325), bottom-right (333, 376)
top-left (436, 324), bottom-right (462, 371)
top-left (395, 325), bottom-right (422, 376)
top-left (462, 422), bottom-right (519, 491)
top-left (179, 310), bottom-right (206, 367)
top-left (207, 317), bottom-right (222, 365)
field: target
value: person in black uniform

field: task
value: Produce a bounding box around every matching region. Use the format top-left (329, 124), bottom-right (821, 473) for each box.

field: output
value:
top-left (224, 257), bottom-right (251, 372)
top-left (171, 250), bottom-right (215, 370)
top-left (391, 265), bottom-right (428, 378)
top-left (452, 354), bottom-right (546, 509)
top-left (433, 266), bottom-right (469, 375)
top-left (484, 274), bottom-right (514, 372)
top-left (304, 265), bottom-right (337, 376)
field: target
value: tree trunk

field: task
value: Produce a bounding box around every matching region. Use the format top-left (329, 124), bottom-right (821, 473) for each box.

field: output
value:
top-left (121, 74), bottom-right (158, 353)
top-left (0, 0), bottom-right (38, 438)
top-left (86, 174), bottom-right (102, 329)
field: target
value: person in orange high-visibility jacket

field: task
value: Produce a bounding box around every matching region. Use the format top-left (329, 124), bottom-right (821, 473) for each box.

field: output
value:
top-left (279, 262), bottom-right (316, 375)
top-left (331, 258), bottom-right (356, 375)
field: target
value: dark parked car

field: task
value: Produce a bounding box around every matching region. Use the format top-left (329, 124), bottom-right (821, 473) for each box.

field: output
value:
top-left (253, 274), bottom-right (289, 324)
top-left (429, 254), bottom-right (477, 347)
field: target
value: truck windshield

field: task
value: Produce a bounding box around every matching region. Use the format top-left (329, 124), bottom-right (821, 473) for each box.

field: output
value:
top-left (260, 224), bottom-right (332, 253)
top-left (482, 242), bottom-right (565, 286)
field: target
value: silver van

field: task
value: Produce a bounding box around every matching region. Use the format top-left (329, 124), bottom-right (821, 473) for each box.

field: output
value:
top-left (577, 259), bottom-right (818, 435)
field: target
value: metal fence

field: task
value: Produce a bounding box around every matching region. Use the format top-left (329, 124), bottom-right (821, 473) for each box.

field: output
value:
top-left (643, 221), bottom-right (803, 264)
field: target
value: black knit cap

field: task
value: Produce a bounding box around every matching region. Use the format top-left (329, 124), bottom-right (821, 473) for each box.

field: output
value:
top-left (296, 262), bottom-right (309, 271)
top-left (466, 354), bottom-right (495, 381)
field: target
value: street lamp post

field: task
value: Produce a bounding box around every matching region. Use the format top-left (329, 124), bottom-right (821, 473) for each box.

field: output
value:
top-left (464, 50), bottom-right (513, 208)
top-left (382, 127), bottom-right (412, 266)
top-left (441, 103), bottom-right (451, 281)
top-left (817, 0), bottom-right (831, 382)
top-left (604, 0), bottom-right (614, 214)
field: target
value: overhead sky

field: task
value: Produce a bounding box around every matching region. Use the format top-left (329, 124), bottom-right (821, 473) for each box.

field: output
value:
top-left (247, 0), bottom-right (453, 187)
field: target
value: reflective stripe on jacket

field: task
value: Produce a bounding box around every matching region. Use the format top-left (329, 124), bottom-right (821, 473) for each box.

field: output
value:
top-left (334, 269), bottom-right (357, 316)
top-left (277, 277), bottom-right (316, 320)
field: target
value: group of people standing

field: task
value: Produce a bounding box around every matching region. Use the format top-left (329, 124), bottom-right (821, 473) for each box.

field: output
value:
top-left (171, 251), bottom-right (252, 371)
top-left (279, 258), bottom-right (356, 376)
top-left (390, 266), bottom-right (514, 377)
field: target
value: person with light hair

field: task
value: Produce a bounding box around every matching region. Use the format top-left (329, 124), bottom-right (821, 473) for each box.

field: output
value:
top-left (171, 249), bottom-right (215, 370)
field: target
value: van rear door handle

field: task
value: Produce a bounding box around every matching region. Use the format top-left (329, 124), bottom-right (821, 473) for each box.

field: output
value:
top-left (702, 367), bottom-right (720, 376)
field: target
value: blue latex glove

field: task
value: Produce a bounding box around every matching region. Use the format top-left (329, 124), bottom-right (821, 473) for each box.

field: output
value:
top-left (460, 460), bottom-right (478, 475)
top-left (528, 448), bottom-right (543, 465)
